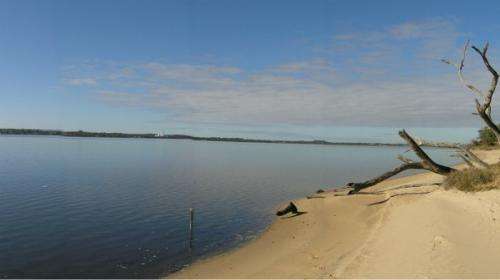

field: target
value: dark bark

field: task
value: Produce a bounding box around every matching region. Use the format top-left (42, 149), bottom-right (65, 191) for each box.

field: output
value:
top-left (347, 130), bottom-right (454, 194)
top-left (276, 202), bottom-right (299, 216)
top-left (472, 43), bottom-right (500, 144)
top-left (347, 162), bottom-right (424, 193)
top-left (476, 100), bottom-right (500, 144)
top-left (415, 138), bottom-right (489, 169)
top-left (398, 130), bottom-right (455, 174)
top-left (444, 41), bottom-right (500, 144)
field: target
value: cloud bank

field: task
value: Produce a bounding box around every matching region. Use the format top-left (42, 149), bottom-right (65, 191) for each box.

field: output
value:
top-left (62, 18), bottom-right (497, 128)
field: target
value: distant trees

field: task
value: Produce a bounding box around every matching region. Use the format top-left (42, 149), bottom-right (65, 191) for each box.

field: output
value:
top-left (475, 126), bottom-right (498, 146)
top-left (0, 128), bottom-right (158, 139)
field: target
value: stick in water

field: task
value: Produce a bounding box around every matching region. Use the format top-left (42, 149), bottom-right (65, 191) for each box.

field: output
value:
top-left (189, 208), bottom-right (194, 250)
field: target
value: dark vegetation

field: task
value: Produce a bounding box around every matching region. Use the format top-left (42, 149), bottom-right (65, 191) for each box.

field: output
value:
top-left (442, 124), bottom-right (500, 192)
top-left (0, 128), bottom-right (420, 147)
top-left (0, 128), bottom-right (158, 138)
top-left (472, 126), bottom-right (499, 148)
top-left (441, 124), bottom-right (500, 192)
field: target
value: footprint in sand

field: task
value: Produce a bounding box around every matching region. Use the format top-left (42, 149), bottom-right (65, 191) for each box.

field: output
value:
top-left (310, 254), bottom-right (319, 260)
top-left (432, 235), bottom-right (450, 251)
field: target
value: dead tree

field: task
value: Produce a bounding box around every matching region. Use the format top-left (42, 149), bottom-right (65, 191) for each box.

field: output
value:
top-left (415, 138), bottom-right (489, 169)
top-left (442, 40), bottom-right (500, 144)
top-left (347, 130), bottom-right (454, 194)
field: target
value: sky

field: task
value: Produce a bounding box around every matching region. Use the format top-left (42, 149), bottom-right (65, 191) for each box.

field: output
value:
top-left (1, 0), bottom-right (500, 142)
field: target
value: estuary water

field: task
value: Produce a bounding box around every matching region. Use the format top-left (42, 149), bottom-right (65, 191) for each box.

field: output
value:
top-left (0, 135), bottom-right (459, 278)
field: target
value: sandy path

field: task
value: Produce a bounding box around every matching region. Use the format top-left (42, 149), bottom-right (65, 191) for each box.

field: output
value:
top-left (171, 149), bottom-right (500, 279)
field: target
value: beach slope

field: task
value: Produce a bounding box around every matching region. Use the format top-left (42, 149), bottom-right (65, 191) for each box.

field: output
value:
top-left (172, 149), bottom-right (500, 278)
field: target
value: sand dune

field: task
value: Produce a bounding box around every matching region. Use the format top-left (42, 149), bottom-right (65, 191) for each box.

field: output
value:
top-left (171, 149), bottom-right (500, 279)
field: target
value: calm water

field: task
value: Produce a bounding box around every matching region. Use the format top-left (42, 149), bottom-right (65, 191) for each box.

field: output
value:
top-left (0, 136), bottom-right (459, 278)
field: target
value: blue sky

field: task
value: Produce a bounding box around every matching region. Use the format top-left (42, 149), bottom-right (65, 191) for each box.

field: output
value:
top-left (1, 0), bottom-right (500, 142)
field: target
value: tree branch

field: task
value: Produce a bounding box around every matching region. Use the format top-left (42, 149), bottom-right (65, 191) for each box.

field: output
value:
top-left (472, 43), bottom-right (498, 110)
top-left (347, 162), bottom-right (424, 193)
top-left (397, 154), bottom-right (414, 164)
top-left (442, 40), bottom-right (484, 98)
top-left (398, 130), bottom-right (454, 174)
top-left (414, 138), bottom-right (489, 169)
top-left (444, 40), bottom-right (500, 144)
top-left (454, 154), bottom-right (475, 168)
top-left (347, 130), bottom-right (454, 194)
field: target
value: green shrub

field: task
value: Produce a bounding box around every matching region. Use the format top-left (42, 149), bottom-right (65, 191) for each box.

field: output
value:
top-left (476, 126), bottom-right (498, 146)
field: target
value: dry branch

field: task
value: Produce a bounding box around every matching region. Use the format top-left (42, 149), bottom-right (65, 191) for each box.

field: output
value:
top-left (398, 130), bottom-right (454, 174)
top-left (347, 130), bottom-right (454, 194)
top-left (456, 154), bottom-right (475, 168)
top-left (367, 191), bottom-right (433, 206)
top-left (397, 154), bottom-right (414, 164)
top-left (443, 40), bottom-right (500, 143)
top-left (306, 195), bottom-right (325, 199)
top-left (442, 40), bottom-right (484, 98)
top-left (415, 138), bottom-right (489, 169)
top-left (359, 182), bottom-right (442, 195)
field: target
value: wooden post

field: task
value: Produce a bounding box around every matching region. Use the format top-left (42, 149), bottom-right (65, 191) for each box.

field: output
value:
top-left (188, 208), bottom-right (194, 250)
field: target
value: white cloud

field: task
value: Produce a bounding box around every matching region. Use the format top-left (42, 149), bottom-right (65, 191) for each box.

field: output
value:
top-left (389, 18), bottom-right (458, 39)
top-left (64, 78), bottom-right (97, 86)
top-left (328, 17), bottom-right (464, 75)
top-left (62, 18), bottom-right (498, 128)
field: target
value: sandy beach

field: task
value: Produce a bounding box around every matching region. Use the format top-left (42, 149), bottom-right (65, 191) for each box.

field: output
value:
top-left (171, 149), bottom-right (500, 278)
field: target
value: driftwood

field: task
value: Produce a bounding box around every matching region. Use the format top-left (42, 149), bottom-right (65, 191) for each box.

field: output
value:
top-left (306, 195), bottom-right (325, 199)
top-left (415, 138), bottom-right (489, 169)
top-left (443, 41), bottom-right (500, 144)
top-left (367, 191), bottom-right (433, 206)
top-left (455, 146), bottom-right (489, 169)
top-left (332, 183), bottom-right (441, 197)
top-left (360, 182), bottom-right (441, 195)
top-left (455, 154), bottom-right (475, 168)
top-left (347, 130), bottom-right (454, 194)
top-left (276, 202), bottom-right (299, 216)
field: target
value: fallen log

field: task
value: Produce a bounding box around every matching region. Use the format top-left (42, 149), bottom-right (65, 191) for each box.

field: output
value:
top-left (306, 195), bottom-right (325, 199)
top-left (355, 183), bottom-right (441, 195)
top-left (347, 130), bottom-right (455, 194)
top-left (276, 202), bottom-right (299, 216)
top-left (367, 191), bottom-right (433, 206)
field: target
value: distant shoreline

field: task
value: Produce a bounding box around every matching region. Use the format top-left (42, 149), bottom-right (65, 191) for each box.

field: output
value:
top-left (0, 128), bottom-right (457, 148)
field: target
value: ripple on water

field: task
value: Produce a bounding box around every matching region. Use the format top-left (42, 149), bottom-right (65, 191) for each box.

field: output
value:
top-left (0, 136), bottom-right (460, 277)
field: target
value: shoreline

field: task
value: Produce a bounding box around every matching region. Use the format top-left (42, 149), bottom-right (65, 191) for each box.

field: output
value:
top-left (170, 149), bottom-right (500, 278)
top-left (0, 129), bottom-right (461, 148)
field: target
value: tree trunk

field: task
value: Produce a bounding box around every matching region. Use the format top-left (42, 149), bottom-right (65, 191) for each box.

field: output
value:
top-left (398, 130), bottom-right (455, 174)
top-left (347, 162), bottom-right (424, 193)
top-left (443, 41), bottom-right (500, 145)
top-left (476, 101), bottom-right (500, 145)
top-left (415, 137), bottom-right (489, 169)
top-left (347, 130), bottom-right (454, 194)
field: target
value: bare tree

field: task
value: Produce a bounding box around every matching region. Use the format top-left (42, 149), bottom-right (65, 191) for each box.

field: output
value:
top-left (347, 130), bottom-right (454, 194)
top-left (442, 40), bottom-right (500, 144)
top-left (415, 138), bottom-right (489, 169)
top-left (342, 41), bottom-right (500, 195)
